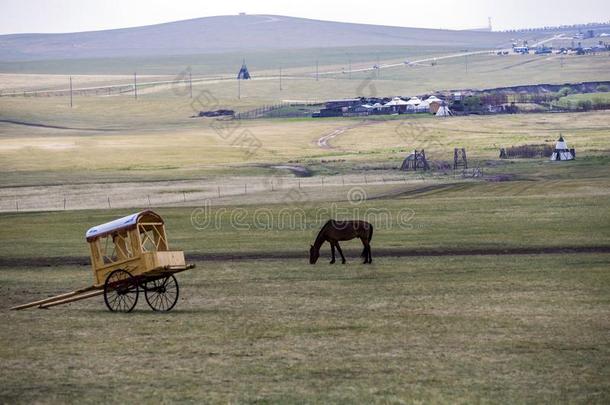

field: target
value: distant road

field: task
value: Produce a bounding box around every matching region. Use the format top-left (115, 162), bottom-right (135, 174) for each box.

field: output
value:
top-left (315, 34), bottom-right (564, 76)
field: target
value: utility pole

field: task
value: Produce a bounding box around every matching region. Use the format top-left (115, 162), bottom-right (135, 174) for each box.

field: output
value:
top-left (134, 72), bottom-right (138, 99)
top-left (69, 76), bottom-right (73, 108)
top-left (189, 70), bottom-right (193, 98)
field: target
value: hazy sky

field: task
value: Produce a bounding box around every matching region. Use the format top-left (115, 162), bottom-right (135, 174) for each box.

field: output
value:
top-left (1, 0), bottom-right (609, 34)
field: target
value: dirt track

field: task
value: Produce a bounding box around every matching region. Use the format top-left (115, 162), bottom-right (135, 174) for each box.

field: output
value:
top-left (316, 121), bottom-right (382, 149)
top-left (0, 119), bottom-right (118, 132)
top-left (2, 246), bottom-right (609, 268)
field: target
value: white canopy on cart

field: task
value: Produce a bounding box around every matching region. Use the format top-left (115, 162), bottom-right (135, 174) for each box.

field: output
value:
top-left (85, 211), bottom-right (163, 241)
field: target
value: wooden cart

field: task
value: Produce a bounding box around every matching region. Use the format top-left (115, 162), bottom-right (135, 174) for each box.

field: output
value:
top-left (11, 210), bottom-right (195, 312)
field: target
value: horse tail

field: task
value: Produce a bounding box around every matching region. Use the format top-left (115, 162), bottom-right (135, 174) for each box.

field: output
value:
top-left (368, 224), bottom-right (373, 242)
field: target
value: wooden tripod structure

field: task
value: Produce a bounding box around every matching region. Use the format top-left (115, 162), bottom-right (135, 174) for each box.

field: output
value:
top-left (401, 149), bottom-right (430, 171)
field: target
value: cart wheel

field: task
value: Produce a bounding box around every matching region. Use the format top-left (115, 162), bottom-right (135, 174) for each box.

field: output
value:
top-left (104, 269), bottom-right (139, 312)
top-left (144, 275), bottom-right (179, 312)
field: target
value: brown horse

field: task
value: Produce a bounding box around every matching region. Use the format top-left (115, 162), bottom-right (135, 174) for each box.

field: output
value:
top-left (309, 219), bottom-right (373, 264)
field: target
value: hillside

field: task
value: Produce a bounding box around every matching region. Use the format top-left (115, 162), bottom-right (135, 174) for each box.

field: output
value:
top-left (0, 14), bottom-right (516, 61)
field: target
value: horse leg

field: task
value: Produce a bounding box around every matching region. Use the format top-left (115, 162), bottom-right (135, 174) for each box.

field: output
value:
top-left (335, 242), bottom-right (346, 264)
top-left (329, 242), bottom-right (336, 264)
top-left (367, 241), bottom-right (372, 264)
top-left (360, 238), bottom-right (370, 264)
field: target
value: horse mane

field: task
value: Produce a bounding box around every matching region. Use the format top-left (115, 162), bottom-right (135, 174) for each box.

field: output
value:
top-left (314, 219), bottom-right (333, 247)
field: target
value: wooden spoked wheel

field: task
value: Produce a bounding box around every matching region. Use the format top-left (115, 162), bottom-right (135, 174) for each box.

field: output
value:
top-left (104, 269), bottom-right (139, 312)
top-left (144, 275), bottom-right (179, 312)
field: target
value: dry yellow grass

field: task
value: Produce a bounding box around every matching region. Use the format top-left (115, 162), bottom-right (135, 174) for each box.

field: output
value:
top-left (1, 112), bottom-right (608, 178)
top-left (335, 111), bottom-right (610, 158)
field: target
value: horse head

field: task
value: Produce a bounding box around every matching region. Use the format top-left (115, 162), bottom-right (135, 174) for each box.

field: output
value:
top-left (309, 244), bottom-right (319, 264)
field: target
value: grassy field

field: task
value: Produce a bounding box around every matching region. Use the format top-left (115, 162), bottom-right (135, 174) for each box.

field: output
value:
top-left (0, 46), bottom-right (459, 77)
top-left (0, 111), bottom-right (608, 187)
top-left (1, 176), bottom-right (609, 402)
top-left (1, 174), bottom-right (610, 258)
top-left (1, 255), bottom-right (609, 403)
top-left (1, 120), bottom-right (609, 403)
top-left (555, 91), bottom-right (610, 108)
top-left (1, 38), bottom-right (610, 402)
top-left (2, 51), bottom-right (610, 105)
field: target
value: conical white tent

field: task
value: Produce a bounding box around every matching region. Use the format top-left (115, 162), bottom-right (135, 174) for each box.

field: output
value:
top-left (436, 105), bottom-right (453, 116)
top-left (550, 135), bottom-right (574, 161)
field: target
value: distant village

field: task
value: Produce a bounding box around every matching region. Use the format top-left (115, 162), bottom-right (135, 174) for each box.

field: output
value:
top-left (310, 80), bottom-right (610, 119)
top-left (312, 96), bottom-right (453, 118)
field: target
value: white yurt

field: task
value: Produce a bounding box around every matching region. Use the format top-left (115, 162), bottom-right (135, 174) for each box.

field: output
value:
top-left (550, 135), bottom-right (574, 161)
top-left (384, 97), bottom-right (409, 107)
top-left (406, 96), bottom-right (422, 106)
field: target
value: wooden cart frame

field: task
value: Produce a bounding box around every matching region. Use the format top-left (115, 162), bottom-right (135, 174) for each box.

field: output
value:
top-left (11, 211), bottom-right (195, 312)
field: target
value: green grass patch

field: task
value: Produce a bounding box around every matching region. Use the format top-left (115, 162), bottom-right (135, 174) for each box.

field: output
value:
top-left (1, 254), bottom-right (609, 403)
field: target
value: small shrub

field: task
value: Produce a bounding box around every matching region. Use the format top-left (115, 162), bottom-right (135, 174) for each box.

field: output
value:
top-left (501, 144), bottom-right (554, 159)
top-left (577, 100), bottom-right (593, 111)
top-left (596, 85), bottom-right (609, 92)
top-left (558, 87), bottom-right (573, 97)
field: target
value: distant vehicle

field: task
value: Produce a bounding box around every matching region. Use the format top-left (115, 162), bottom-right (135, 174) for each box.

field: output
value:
top-left (535, 47), bottom-right (552, 55)
top-left (513, 46), bottom-right (529, 54)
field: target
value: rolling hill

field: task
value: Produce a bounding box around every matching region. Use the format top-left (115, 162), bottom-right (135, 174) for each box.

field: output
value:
top-left (0, 14), bottom-right (516, 61)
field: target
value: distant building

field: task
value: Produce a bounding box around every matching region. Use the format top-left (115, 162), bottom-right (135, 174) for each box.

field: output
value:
top-left (313, 99), bottom-right (362, 117)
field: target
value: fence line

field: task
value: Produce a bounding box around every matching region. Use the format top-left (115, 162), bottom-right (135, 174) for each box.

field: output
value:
top-left (1, 172), bottom-right (458, 213)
